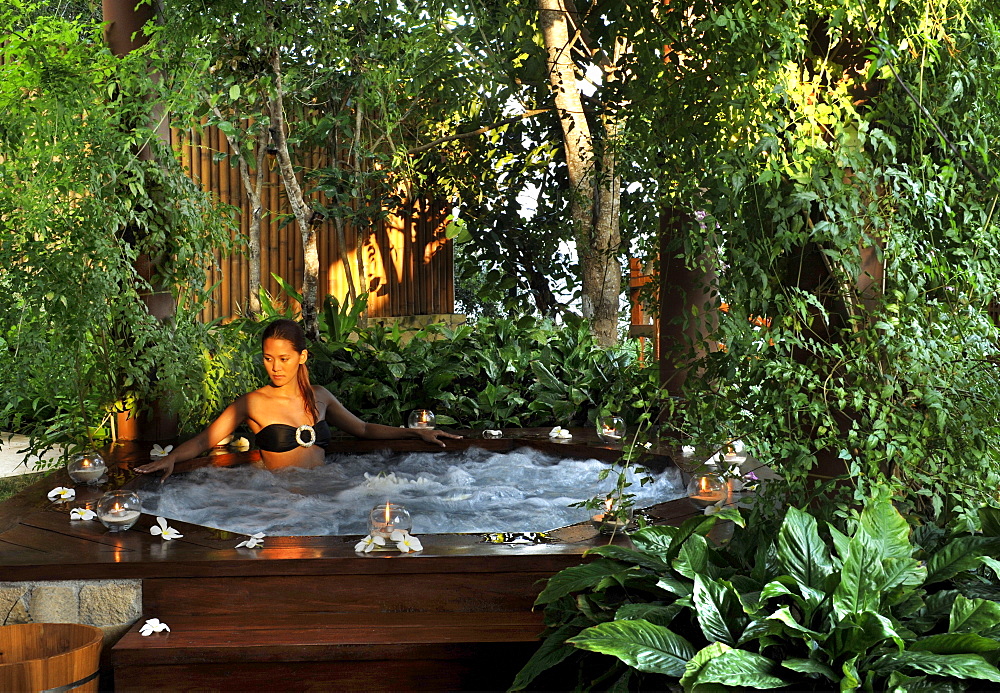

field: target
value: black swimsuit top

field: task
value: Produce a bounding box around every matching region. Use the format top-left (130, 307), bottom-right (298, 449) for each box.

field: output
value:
top-left (255, 420), bottom-right (331, 453)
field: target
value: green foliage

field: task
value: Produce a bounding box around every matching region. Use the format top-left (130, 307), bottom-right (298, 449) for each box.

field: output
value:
top-left (0, 4), bottom-right (235, 463)
top-left (309, 313), bottom-right (654, 430)
top-left (514, 494), bottom-right (1000, 691)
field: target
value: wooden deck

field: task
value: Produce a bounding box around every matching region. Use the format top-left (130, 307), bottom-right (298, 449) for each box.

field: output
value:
top-left (0, 430), bottom-right (699, 691)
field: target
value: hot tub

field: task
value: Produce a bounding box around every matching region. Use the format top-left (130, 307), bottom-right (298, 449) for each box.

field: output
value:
top-left (0, 429), bottom-right (699, 692)
top-left (134, 441), bottom-right (686, 537)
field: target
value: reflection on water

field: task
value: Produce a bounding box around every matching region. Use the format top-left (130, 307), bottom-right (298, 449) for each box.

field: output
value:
top-left (139, 446), bottom-right (685, 537)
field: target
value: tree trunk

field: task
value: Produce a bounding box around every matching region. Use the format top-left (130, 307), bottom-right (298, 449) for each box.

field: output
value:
top-left (537, 0), bottom-right (622, 346)
top-left (268, 50), bottom-right (320, 339)
top-left (215, 107), bottom-right (267, 318)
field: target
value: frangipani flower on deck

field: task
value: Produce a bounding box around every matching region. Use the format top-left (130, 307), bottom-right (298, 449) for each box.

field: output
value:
top-left (391, 529), bottom-right (423, 553)
top-left (47, 487), bottom-right (75, 502)
top-left (150, 516), bottom-right (183, 541)
top-left (548, 426), bottom-right (572, 440)
top-left (149, 444), bottom-right (174, 460)
top-left (229, 436), bottom-right (250, 452)
top-left (236, 532), bottom-right (266, 549)
top-left (70, 507), bottom-right (96, 521)
top-left (354, 534), bottom-right (386, 553)
top-left (139, 618), bottom-right (170, 636)
top-left (703, 498), bottom-right (727, 516)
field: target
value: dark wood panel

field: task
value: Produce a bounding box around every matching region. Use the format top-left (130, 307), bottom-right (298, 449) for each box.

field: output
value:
top-left (115, 648), bottom-right (535, 693)
top-left (141, 571), bottom-right (552, 618)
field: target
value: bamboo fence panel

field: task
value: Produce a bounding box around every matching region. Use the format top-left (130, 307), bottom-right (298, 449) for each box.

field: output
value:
top-left (171, 125), bottom-right (454, 323)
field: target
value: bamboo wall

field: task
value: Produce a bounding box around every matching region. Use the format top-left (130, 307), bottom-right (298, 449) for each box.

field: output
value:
top-left (171, 127), bottom-right (454, 323)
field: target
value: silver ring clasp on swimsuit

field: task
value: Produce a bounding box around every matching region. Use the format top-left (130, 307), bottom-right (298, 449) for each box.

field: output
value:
top-left (295, 424), bottom-right (316, 448)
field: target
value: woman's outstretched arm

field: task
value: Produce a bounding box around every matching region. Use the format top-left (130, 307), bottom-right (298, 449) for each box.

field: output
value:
top-left (320, 389), bottom-right (462, 447)
top-left (134, 396), bottom-right (250, 482)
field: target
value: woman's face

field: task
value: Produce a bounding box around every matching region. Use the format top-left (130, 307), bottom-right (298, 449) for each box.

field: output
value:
top-left (262, 337), bottom-right (307, 387)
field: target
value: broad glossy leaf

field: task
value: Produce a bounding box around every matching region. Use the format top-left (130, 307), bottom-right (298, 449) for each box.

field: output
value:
top-left (693, 574), bottom-right (743, 646)
top-left (509, 624), bottom-right (579, 691)
top-left (566, 619), bottom-right (695, 677)
top-left (655, 576), bottom-right (693, 598)
top-left (587, 544), bottom-right (671, 572)
top-left (832, 537), bottom-right (881, 619)
top-left (949, 594), bottom-right (1000, 636)
top-left (881, 556), bottom-right (927, 591)
top-left (694, 649), bottom-right (788, 689)
top-left (680, 642), bottom-right (731, 691)
top-left (876, 651), bottom-right (1000, 682)
top-left (858, 496), bottom-right (913, 559)
top-left (673, 534), bottom-right (709, 580)
top-left (840, 654), bottom-right (861, 690)
top-left (777, 506), bottom-right (834, 590)
top-left (926, 536), bottom-right (993, 585)
top-left (910, 633), bottom-right (1000, 655)
top-left (630, 525), bottom-right (680, 559)
top-left (615, 602), bottom-right (683, 628)
top-left (979, 506), bottom-right (1000, 538)
top-left (738, 618), bottom-right (779, 646)
top-left (980, 555), bottom-right (1000, 580)
top-left (767, 605), bottom-right (822, 640)
top-left (852, 610), bottom-right (904, 652)
top-left (782, 657), bottom-right (837, 680)
top-left (534, 559), bottom-right (634, 606)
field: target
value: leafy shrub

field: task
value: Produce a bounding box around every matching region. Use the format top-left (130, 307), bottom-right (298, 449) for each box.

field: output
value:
top-left (514, 492), bottom-right (1000, 691)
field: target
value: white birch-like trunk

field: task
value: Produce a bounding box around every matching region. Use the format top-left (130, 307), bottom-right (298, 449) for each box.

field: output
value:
top-left (538, 0), bottom-right (622, 346)
top-left (268, 50), bottom-right (320, 339)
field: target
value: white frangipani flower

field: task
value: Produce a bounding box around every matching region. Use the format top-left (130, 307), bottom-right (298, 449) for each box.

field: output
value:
top-left (139, 618), bottom-right (170, 636)
top-left (703, 499), bottom-right (727, 516)
top-left (236, 532), bottom-right (266, 549)
top-left (47, 487), bottom-right (76, 502)
top-left (354, 534), bottom-right (386, 553)
top-left (229, 436), bottom-right (250, 452)
top-left (391, 529), bottom-right (423, 553)
top-left (548, 426), bottom-right (572, 439)
top-left (70, 507), bottom-right (96, 521)
top-left (149, 444), bottom-right (174, 460)
top-left (150, 516), bottom-right (183, 541)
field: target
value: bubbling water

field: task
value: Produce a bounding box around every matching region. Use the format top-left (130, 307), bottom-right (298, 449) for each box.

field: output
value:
top-left (138, 446), bottom-right (685, 536)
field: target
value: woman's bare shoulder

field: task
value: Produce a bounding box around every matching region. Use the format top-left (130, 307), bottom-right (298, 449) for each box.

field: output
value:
top-left (312, 385), bottom-right (338, 404)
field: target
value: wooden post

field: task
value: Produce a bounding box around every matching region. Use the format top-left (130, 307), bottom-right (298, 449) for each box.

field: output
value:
top-left (658, 209), bottom-right (718, 400)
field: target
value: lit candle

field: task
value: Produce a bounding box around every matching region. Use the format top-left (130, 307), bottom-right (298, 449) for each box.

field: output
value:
top-left (67, 452), bottom-right (107, 485)
top-left (592, 497), bottom-right (630, 533)
top-left (72, 460), bottom-right (103, 483)
top-left (600, 425), bottom-right (622, 442)
top-left (687, 474), bottom-right (729, 508)
top-left (97, 490), bottom-right (141, 532)
top-left (99, 504), bottom-right (141, 531)
top-left (373, 501), bottom-right (392, 538)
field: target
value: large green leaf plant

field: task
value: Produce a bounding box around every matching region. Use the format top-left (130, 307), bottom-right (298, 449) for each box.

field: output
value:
top-left (513, 493), bottom-right (1000, 691)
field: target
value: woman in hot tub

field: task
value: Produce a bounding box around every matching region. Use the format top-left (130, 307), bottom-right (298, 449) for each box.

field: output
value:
top-left (135, 318), bottom-right (460, 481)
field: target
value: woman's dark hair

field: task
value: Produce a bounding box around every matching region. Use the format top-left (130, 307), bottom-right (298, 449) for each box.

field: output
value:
top-left (261, 319), bottom-right (318, 420)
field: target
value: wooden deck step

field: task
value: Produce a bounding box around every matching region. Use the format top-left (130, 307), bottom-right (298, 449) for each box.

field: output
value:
top-left (113, 612), bottom-right (545, 692)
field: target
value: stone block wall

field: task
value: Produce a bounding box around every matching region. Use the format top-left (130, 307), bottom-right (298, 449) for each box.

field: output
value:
top-left (0, 579), bottom-right (141, 647)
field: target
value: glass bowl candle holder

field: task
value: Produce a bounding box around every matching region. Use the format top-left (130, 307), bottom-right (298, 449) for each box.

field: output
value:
top-left (596, 415), bottom-right (626, 443)
top-left (67, 451), bottom-right (107, 485)
top-left (686, 471), bottom-right (730, 509)
top-left (407, 409), bottom-right (435, 429)
top-left (96, 490), bottom-right (142, 532)
top-left (368, 502), bottom-right (412, 539)
top-left (591, 497), bottom-right (634, 535)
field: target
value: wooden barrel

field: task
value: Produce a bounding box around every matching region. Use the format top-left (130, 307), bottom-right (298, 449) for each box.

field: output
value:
top-left (0, 623), bottom-right (103, 693)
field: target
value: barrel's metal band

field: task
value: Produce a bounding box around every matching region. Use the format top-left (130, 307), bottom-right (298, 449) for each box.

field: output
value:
top-left (42, 669), bottom-right (100, 693)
